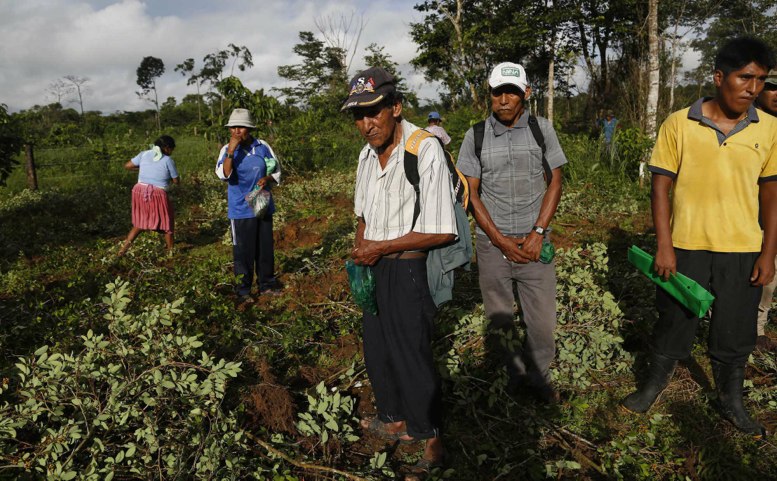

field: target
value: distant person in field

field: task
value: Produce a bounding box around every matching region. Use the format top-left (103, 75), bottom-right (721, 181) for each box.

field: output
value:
top-left (118, 135), bottom-right (179, 257)
top-left (754, 68), bottom-right (777, 352)
top-left (458, 62), bottom-right (567, 404)
top-left (599, 109), bottom-right (619, 147)
top-left (343, 67), bottom-right (456, 473)
top-left (621, 37), bottom-right (777, 438)
top-left (425, 111), bottom-right (451, 146)
top-left (215, 108), bottom-right (282, 300)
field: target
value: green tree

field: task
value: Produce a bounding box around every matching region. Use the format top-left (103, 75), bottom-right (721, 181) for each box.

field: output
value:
top-left (199, 44), bottom-right (254, 117)
top-left (276, 31), bottom-right (348, 107)
top-left (136, 56), bottom-right (165, 131)
top-left (410, 0), bottom-right (489, 108)
top-left (690, 0), bottom-right (777, 74)
top-left (175, 58), bottom-right (204, 122)
top-left (0, 104), bottom-right (22, 186)
top-left (410, 0), bottom-right (576, 110)
top-left (363, 43), bottom-right (418, 107)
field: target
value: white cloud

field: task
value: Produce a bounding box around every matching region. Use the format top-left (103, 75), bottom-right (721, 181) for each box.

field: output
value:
top-left (0, 0), bottom-right (440, 113)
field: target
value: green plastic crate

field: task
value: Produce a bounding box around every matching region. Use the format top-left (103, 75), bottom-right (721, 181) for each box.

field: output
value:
top-left (628, 245), bottom-right (715, 318)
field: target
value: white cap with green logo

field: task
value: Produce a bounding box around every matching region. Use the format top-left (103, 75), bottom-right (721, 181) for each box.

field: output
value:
top-left (766, 69), bottom-right (777, 86)
top-left (489, 62), bottom-right (528, 92)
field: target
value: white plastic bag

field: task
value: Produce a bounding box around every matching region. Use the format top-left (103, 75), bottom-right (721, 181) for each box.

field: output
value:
top-left (245, 188), bottom-right (271, 217)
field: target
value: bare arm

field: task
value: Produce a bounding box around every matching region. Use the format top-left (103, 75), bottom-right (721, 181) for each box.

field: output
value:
top-left (752, 181), bottom-right (777, 286)
top-left (220, 135), bottom-right (242, 178)
top-left (124, 160), bottom-right (138, 171)
top-left (354, 217), bottom-right (366, 250)
top-left (257, 175), bottom-right (276, 188)
top-left (520, 167), bottom-right (563, 261)
top-left (466, 176), bottom-right (530, 263)
top-left (652, 173), bottom-right (675, 280)
top-left (171, 177), bottom-right (180, 185)
top-left (351, 215), bottom-right (454, 266)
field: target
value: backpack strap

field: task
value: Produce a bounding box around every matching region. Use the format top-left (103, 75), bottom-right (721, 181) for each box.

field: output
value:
top-left (474, 116), bottom-right (552, 186)
top-left (404, 129), bottom-right (432, 229)
top-left (528, 115), bottom-right (553, 186)
top-left (473, 120), bottom-right (486, 162)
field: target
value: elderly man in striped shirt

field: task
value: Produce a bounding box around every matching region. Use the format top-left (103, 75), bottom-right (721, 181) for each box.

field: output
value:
top-left (342, 66), bottom-right (457, 471)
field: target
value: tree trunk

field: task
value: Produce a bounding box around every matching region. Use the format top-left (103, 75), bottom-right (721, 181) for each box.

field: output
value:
top-left (577, 19), bottom-right (599, 114)
top-left (442, 0), bottom-right (480, 108)
top-left (153, 81), bottom-right (161, 132)
top-left (196, 83), bottom-right (202, 123)
top-left (76, 85), bottom-right (84, 116)
top-left (646, 0), bottom-right (660, 137)
top-left (643, 0), bottom-right (660, 186)
top-left (667, 2), bottom-right (685, 112)
top-left (545, 0), bottom-right (555, 122)
top-left (24, 144), bottom-right (38, 191)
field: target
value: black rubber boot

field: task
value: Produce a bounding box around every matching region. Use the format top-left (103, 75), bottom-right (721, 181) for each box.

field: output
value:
top-left (621, 353), bottom-right (677, 413)
top-left (711, 360), bottom-right (767, 437)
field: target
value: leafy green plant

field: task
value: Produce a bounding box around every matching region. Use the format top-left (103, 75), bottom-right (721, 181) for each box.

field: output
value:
top-left (0, 279), bottom-right (259, 479)
top-left (554, 244), bottom-right (633, 388)
top-left (368, 450), bottom-right (395, 477)
top-left (598, 414), bottom-right (686, 480)
top-left (296, 381), bottom-right (359, 448)
top-left (607, 127), bottom-right (654, 179)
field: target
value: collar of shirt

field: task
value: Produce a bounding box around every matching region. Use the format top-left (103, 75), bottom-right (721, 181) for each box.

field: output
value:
top-left (363, 119), bottom-right (417, 177)
top-left (688, 97), bottom-right (759, 144)
top-left (488, 110), bottom-right (530, 136)
top-left (233, 138), bottom-right (262, 158)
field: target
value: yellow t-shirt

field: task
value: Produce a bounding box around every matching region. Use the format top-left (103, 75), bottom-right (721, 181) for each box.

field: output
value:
top-left (649, 101), bottom-right (777, 252)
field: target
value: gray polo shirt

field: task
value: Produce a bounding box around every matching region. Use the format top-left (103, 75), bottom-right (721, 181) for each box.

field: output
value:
top-left (458, 112), bottom-right (567, 236)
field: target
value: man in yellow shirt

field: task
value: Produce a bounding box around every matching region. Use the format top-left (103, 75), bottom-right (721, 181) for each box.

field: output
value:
top-left (621, 37), bottom-right (777, 437)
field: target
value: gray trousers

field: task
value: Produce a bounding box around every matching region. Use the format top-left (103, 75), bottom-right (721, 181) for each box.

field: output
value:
top-left (476, 234), bottom-right (557, 385)
top-left (757, 255), bottom-right (777, 336)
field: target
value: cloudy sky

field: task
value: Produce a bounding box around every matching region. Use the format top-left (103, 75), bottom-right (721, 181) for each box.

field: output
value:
top-left (0, 0), bottom-right (438, 113)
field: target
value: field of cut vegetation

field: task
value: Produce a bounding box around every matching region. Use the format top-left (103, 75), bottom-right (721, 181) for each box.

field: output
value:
top-left (1, 128), bottom-right (775, 480)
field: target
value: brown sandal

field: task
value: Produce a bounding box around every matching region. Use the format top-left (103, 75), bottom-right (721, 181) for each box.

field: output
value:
top-left (361, 417), bottom-right (417, 444)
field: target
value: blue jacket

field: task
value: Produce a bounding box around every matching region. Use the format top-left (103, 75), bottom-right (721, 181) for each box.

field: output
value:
top-left (215, 138), bottom-right (277, 219)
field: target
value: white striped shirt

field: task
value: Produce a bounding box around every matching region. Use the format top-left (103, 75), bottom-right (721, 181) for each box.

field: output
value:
top-left (354, 119), bottom-right (457, 241)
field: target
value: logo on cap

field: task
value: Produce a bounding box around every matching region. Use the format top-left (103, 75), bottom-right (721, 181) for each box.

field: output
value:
top-left (350, 77), bottom-right (376, 96)
top-left (501, 67), bottom-right (521, 77)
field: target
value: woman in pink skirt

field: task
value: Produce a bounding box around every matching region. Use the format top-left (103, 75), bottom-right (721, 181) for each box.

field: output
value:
top-left (118, 135), bottom-right (179, 256)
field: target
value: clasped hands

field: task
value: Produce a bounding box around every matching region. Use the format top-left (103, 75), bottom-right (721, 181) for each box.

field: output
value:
top-left (498, 232), bottom-right (543, 263)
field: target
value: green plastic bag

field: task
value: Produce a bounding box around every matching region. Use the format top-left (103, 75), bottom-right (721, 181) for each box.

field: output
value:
top-left (345, 260), bottom-right (378, 315)
top-left (539, 239), bottom-right (555, 264)
top-left (627, 245), bottom-right (715, 318)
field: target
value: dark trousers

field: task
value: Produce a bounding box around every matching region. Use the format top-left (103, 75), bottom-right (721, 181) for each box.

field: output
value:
top-left (362, 257), bottom-right (440, 439)
top-left (653, 249), bottom-right (762, 366)
top-left (231, 215), bottom-right (275, 295)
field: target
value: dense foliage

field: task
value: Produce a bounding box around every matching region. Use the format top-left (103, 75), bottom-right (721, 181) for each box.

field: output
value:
top-left (2, 4), bottom-right (777, 478)
top-left (0, 129), bottom-right (774, 480)
top-left (0, 104), bottom-right (22, 186)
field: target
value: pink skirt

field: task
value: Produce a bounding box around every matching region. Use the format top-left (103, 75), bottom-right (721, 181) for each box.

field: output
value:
top-left (131, 183), bottom-right (174, 233)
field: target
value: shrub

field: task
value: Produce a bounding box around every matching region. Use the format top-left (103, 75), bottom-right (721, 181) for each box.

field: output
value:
top-left (554, 244), bottom-right (632, 388)
top-left (0, 279), bottom-right (256, 479)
